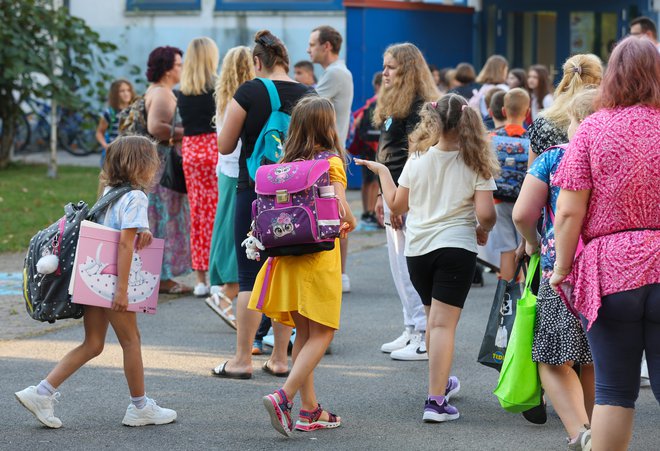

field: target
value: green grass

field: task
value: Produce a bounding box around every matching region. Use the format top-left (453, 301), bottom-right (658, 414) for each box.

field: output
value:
top-left (0, 163), bottom-right (101, 253)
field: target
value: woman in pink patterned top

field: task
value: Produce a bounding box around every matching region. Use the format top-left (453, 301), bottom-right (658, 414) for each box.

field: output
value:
top-left (550, 36), bottom-right (660, 451)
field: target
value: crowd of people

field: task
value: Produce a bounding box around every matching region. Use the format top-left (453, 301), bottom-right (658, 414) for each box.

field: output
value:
top-left (14, 14), bottom-right (660, 451)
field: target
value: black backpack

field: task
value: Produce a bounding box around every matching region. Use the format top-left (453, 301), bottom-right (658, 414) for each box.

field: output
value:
top-left (22, 185), bottom-right (132, 323)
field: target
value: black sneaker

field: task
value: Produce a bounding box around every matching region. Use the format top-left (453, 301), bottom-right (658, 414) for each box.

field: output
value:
top-left (521, 390), bottom-right (547, 424)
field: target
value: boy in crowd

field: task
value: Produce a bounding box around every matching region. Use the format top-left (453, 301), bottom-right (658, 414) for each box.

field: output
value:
top-left (293, 60), bottom-right (317, 87)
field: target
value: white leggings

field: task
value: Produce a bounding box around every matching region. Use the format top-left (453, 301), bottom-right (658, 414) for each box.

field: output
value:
top-left (384, 204), bottom-right (427, 332)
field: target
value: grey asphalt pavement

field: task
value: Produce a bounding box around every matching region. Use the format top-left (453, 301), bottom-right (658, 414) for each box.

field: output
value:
top-left (1, 245), bottom-right (658, 450)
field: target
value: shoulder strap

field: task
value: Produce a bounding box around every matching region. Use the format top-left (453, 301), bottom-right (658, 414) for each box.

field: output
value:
top-left (87, 184), bottom-right (133, 222)
top-left (257, 78), bottom-right (282, 113)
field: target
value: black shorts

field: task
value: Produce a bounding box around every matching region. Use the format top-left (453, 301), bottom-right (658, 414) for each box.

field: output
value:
top-left (234, 188), bottom-right (263, 292)
top-left (406, 247), bottom-right (477, 308)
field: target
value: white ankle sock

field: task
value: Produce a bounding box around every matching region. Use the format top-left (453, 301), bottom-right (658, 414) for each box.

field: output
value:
top-left (37, 379), bottom-right (56, 396)
top-left (131, 395), bottom-right (147, 409)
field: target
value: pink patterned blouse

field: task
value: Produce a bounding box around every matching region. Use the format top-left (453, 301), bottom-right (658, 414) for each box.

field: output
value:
top-left (552, 105), bottom-right (660, 329)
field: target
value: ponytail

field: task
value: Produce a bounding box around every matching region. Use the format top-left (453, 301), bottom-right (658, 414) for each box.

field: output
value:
top-left (253, 30), bottom-right (290, 73)
top-left (409, 94), bottom-right (499, 179)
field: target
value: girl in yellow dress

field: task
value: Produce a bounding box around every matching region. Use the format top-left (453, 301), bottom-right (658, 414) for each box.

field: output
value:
top-left (250, 96), bottom-right (357, 437)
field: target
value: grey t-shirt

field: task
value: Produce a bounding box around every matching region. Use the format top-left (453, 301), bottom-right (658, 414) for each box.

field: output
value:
top-left (315, 59), bottom-right (354, 143)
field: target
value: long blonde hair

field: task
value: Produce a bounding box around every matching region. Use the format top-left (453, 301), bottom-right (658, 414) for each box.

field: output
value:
top-left (476, 55), bottom-right (508, 84)
top-left (373, 43), bottom-right (440, 126)
top-left (409, 94), bottom-right (500, 180)
top-left (540, 53), bottom-right (602, 131)
top-left (281, 96), bottom-right (347, 164)
top-left (214, 46), bottom-right (255, 122)
top-left (180, 37), bottom-right (219, 96)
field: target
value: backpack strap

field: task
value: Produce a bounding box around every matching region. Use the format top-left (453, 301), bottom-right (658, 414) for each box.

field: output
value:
top-left (87, 184), bottom-right (133, 222)
top-left (257, 78), bottom-right (282, 113)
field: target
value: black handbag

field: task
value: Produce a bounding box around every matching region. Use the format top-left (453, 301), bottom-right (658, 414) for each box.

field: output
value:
top-left (159, 106), bottom-right (187, 194)
top-left (477, 260), bottom-right (526, 371)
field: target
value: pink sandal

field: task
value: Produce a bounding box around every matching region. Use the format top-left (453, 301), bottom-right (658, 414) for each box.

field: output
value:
top-left (262, 389), bottom-right (293, 437)
top-left (295, 404), bottom-right (341, 432)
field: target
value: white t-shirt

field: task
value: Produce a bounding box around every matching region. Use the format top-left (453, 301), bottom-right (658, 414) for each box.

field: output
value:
top-left (398, 146), bottom-right (497, 256)
top-left (315, 59), bottom-right (354, 143)
top-left (215, 107), bottom-right (241, 179)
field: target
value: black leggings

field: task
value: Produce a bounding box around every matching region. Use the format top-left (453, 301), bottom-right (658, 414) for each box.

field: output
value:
top-left (584, 283), bottom-right (660, 408)
top-left (234, 189), bottom-right (263, 292)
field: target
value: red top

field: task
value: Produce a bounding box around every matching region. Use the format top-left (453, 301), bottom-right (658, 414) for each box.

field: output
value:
top-left (552, 105), bottom-right (660, 328)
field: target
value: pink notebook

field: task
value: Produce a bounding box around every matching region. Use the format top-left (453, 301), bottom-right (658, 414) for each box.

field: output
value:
top-left (70, 220), bottom-right (164, 314)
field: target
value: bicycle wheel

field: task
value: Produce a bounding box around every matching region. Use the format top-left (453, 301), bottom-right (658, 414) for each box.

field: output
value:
top-left (13, 114), bottom-right (31, 152)
top-left (58, 111), bottom-right (99, 156)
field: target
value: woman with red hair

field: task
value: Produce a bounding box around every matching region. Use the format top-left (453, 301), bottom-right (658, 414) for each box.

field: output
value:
top-left (550, 36), bottom-right (660, 450)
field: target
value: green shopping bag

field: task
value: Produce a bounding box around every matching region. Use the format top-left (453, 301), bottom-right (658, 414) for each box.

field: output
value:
top-left (493, 254), bottom-right (541, 413)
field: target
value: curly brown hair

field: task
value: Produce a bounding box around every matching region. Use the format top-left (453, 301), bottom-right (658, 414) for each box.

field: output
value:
top-left (100, 135), bottom-right (161, 191)
top-left (373, 43), bottom-right (439, 126)
top-left (409, 94), bottom-right (500, 180)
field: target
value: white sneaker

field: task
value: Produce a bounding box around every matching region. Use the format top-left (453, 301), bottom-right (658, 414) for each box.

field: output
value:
top-left (381, 327), bottom-right (413, 353)
top-left (15, 386), bottom-right (62, 428)
top-left (193, 283), bottom-right (209, 298)
top-left (122, 398), bottom-right (177, 427)
top-left (342, 274), bottom-right (351, 293)
top-left (390, 332), bottom-right (428, 361)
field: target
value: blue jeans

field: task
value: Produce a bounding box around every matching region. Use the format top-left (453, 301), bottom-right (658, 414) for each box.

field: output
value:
top-left (583, 283), bottom-right (660, 408)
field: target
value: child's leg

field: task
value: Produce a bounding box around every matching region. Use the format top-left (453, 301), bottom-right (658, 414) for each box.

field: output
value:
top-left (282, 312), bottom-right (334, 406)
top-left (538, 362), bottom-right (591, 439)
top-left (427, 300), bottom-right (462, 396)
top-left (46, 306), bottom-right (110, 388)
top-left (107, 310), bottom-right (144, 397)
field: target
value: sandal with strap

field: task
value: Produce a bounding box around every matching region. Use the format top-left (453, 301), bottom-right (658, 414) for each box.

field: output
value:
top-left (204, 293), bottom-right (237, 330)
top-left (295, 403), bottom-right (341, 432)
top-left (262, 388), bottom-right (293, 437)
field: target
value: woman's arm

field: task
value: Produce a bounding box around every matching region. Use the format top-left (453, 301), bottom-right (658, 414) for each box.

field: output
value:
top-left (147, 89), bottom-right (183, 142)
top-left (112, 228), bottom-right (138, 312)
top-left (218, 99), bottom-right (246, 155)
top-left (512, 175), bottom-right (548, 253)
top-left (96, 117), bottom-right (109, 149)
top-left (354, 159), bottom-right (409, 215)
top-left (550, 188), bottom-right (590, 289)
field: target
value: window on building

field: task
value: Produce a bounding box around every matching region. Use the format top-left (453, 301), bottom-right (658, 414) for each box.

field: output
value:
top-left (126, 0), bottom-right (201, 11)
top-left (214, 0), bottom-right (343, 11)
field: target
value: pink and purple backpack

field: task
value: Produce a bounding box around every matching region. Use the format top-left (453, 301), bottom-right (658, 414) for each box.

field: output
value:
top-left (251, 151), bottom-right (342, 257)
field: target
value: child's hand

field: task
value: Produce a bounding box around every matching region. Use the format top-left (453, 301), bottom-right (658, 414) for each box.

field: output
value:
top-left (339, 219), bottom-right (356, 238)
top-left (354, 158), bottom-right (385, 174)
top-left (135, 231), bottom-right (153, 250)
top-left (112, 291), bottom-right (129, 312)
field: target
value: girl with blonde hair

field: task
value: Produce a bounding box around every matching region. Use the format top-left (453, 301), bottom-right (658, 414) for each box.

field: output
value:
top-left (373, 43), bottom-right (439, 361)
top-left (357, 93), bottom-right (498, 422)
top-left (205, 46), bottom-right (255, 326)
top-left (528, 53), bottom-right (602, 166)
top-left (178, 37), bottom-right (220, 298)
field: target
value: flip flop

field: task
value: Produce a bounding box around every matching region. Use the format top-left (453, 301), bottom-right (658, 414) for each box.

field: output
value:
top-left (159, 281), bottom-right (193, 294)
top-left (204, 294), bottom-right (237, 330)
top-left (262, 361), bottom-right (290, 377)
top-left (211, 361), bottom-right (252, 380)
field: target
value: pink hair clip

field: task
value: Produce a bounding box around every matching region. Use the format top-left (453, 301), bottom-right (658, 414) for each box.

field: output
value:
top-left (431, 101), bottom-right (438, 109)
top-left (461, 104), bottom-right (467, 111)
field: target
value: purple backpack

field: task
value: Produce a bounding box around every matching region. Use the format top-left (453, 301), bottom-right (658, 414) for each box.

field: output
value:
top-left (252, 152), bottom-right (342, 257)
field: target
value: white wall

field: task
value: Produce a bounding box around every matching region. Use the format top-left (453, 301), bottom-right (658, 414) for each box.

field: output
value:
top-left (69, 0), bottom-right (345, 89)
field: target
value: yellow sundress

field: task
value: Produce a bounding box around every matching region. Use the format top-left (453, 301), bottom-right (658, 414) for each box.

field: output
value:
top-left (248, 157), bottom-right (346, 330)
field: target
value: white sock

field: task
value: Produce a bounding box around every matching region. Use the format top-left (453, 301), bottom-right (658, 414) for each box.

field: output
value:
top-left (131, 395), bottom-right (147, 409)
top-left (36, 379), bottom-right (56, 396)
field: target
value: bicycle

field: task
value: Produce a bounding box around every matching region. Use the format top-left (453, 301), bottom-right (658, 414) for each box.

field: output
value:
top-left (14, 97), bottom-right (101, 157)
top-left (0, 114), bottom-right (31, 152)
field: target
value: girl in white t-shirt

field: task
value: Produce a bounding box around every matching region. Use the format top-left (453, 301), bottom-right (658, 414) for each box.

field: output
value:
top-left (356, 93), bottom-right (499, 423)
